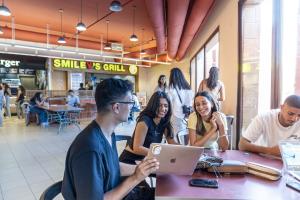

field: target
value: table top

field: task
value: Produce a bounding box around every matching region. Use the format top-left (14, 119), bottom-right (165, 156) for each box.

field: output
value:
top-left (39, 105), bottom-right (83, 112)
top-left (155, 150), bottom-right (300, 200)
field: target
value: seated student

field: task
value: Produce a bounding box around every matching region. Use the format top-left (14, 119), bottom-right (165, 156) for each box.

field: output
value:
top-left (128, 93), bottom-right (140, 122)
top-left (62, 78), bottom-right (159, 200)
top-left (29, 92), bottom-right (48, 125)
top-left (188, 91), bottom-right (229, 151)
top-left (119, 91), bottom-right (177, 165)
top-left (239, 95), bottom-right (300, 156)
top-left (66, 90), bottom-right (80, 107)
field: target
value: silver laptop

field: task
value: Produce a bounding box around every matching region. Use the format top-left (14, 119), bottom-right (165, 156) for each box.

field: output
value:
top-left (148, 143), bottom-right (204, 175)
top-left (279, 140), bottom-right (300, 181)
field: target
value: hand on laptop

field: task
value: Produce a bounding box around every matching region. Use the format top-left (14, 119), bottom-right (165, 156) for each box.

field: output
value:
top-left (133, 158), bottom-right (159, 182)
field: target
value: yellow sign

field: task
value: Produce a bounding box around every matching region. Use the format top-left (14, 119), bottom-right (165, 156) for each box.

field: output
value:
top-left (52, 59), bottom-right (137, 75)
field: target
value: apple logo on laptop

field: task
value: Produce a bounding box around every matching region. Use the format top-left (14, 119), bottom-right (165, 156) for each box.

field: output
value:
top-left (170, 158), bottom-right (176, 163)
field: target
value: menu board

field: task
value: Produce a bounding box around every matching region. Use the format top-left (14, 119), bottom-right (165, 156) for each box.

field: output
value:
top-left (70, 73), bottom-right (83, 90)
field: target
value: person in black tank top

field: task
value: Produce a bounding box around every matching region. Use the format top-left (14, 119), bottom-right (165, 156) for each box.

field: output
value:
top-left (119, 91), bottom-right (178, 165)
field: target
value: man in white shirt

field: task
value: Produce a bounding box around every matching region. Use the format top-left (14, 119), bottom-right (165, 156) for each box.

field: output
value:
top-left (67, 90), bottom-right (80, 107)
top-left (239, 95), bottom-right (300, 156)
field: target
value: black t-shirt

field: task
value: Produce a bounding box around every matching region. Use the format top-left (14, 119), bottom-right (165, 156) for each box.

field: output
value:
top-left (17, 93), bottom-right (25, 103)
top-left (129, 115), bottom-right (166, 149)
top-left (62, 120), bottom-right (121, 200)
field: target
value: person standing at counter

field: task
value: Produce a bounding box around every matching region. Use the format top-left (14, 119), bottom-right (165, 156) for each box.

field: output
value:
top-left (0, 84), bottom-right (6, 127)
top-left (16, 85), bottom-right (26, 119)
top-left (78, 83), bottom-right (85, 90)
top-left (3, 83), bottom-right (11, 118)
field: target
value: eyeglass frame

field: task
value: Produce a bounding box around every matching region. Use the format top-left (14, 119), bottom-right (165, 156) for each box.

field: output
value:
top-left (111, 101), bottom-right (135, 106)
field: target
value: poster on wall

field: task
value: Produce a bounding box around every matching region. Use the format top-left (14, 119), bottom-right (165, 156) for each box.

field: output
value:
top-left (70, 73), bottom-right (83, 90)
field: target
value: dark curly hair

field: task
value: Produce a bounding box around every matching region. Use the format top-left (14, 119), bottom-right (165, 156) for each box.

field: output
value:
top-left (207, 67), bottom-right (219, 90)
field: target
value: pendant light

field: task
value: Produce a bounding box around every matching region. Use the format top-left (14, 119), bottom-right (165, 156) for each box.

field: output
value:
top-left (76, 0), bottom-right (86, 31)
top-left (0, 0), bottom-right (11, 16)
top-left (103, 20), bottom-right (111, 50)
top-left (140, 28), bottom-right (146, 55)
top-left (129, 6), bottom-right (138, 42)
top-left (109, 1), bottom-right (122, 12)
top-left (57, 9), bottom-right (66, 44)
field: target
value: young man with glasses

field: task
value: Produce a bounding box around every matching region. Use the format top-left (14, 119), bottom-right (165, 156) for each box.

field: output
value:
top-left (62, 78), bottom-right (159, 200)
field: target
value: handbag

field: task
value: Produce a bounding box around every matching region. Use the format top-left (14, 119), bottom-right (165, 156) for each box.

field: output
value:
top-left (174, 87), bottom-right (192, 118)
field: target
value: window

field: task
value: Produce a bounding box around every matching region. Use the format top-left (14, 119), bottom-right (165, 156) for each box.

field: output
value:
top-left (281, 0), bottom-right (300, 103)
top-left (239, 0), bottom-right (273, 131)
top-left (190, 30), bottom-right (219, 93)
top-left (238, 0), bottom-right (300, 139)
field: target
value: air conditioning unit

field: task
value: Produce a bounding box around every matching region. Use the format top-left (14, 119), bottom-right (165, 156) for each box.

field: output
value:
top-left (111, 43), bottom-right (123, 51)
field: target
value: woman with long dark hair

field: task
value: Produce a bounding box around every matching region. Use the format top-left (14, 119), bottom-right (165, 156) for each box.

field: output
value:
top-left (188, 91), bottom-right (229, 151)
top-left (154, 75), bottom-right (167, 92)
top-left (119, 91), bottom-right (177, 164)
top-left (0, 84), bottom-right (5, 127)
top-left (3, 83), bottom-right (11, 118)
top-left (168, 67), bottom-right (194, 144)
top-left (198, 66), bottom-right (225, 109)
top-left (16, 85), bottom-right (26, 119)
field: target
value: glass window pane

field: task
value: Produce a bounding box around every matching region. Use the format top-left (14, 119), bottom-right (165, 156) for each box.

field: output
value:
top-left (205, 32), bottom-right (219, 78)
top-left (196, 49), bottom-right (204, 92)
top-left (281, 0), bottom-right (300, 103)
top-left (190, 58), bottom-right (196, 92)
top-left (240, 0), bottom-right (273, 131)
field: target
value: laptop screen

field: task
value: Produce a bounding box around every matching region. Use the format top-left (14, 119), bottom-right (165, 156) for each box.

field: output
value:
top-left (279, 140), bottom-right (300, 171)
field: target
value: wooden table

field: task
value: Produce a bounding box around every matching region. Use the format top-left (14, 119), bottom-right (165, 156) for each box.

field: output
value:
top-left (39, 105), bottom-right (83, 134)
top-left (155, 150), bottom-right (300, 200)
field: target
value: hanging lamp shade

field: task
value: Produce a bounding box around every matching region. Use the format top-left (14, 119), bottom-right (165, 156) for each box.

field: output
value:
top-left (57, 36), bottom-right (66, 44)
top-left (76, 0), bottom-right (86, 32)
top-left (76, 22), bottom-right (86, 31)
top-left (0, 4), bottom-right (11, 16)
top-left (109, 1), bottom-right (122, 12)
top-left (130, 34), bottom-right (138, 42)
top-left (104, 43), bottom-right (111, 50)
top-left (140, 49), bottom-right (146, 55)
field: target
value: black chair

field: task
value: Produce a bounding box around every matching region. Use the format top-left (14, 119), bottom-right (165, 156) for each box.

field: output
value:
top-left (39, 181), bottom-right (62, 200)
top-left (226, 115), bottom-right (234, 150)
top-left (115, 135), bottom-right (131, 144)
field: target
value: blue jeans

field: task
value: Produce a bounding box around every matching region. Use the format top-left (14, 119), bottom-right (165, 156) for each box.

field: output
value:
top-left (30, 106), bottom-right (47, 123)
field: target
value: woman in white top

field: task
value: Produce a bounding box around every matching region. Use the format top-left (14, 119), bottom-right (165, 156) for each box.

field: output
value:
top-left (0, 84), bottom-right (6, 127)
top-left (168, 68), bottom-right (194, 144)
top-left (188, 91), bottom-right (229, 150)
top-left (154, 75), bottom-right (167, 93)
top-left (198, 67), bottom-right (225, 110)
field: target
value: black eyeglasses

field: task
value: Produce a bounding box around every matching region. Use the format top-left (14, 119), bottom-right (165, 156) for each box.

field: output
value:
top-left (111, 101), bottom-right (135, 106)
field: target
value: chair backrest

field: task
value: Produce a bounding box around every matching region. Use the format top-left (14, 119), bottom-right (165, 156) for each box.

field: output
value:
top-left (115, 135), bottom-right (131, 157)
top-left (226, 115), bottom-right (235, 150)
top-left (39, 181), bottom-right (62, 200)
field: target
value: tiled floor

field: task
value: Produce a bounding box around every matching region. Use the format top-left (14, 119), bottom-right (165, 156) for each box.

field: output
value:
top-left (0, 117), bottom-right (136, 200)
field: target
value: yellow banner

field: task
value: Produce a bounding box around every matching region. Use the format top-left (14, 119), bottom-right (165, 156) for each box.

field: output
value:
top-left (53, 59), bottom-right (137, 75)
